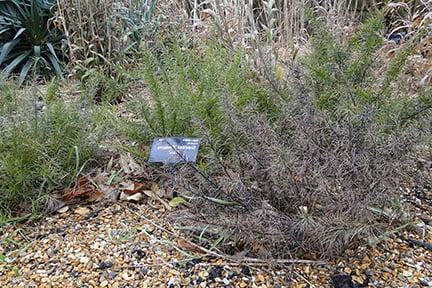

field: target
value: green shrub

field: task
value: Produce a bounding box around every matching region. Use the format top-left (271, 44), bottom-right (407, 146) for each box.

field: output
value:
top-left (78, 67), bottom-right (129, 105)
top-left (121, 41), bottom-right (269, 152)
top-left (0, 0), bottom-right (66, 84)
top-left (130, 14), bottom-right (431, 259)
top-left (0, 83), bottom-right (101, 217)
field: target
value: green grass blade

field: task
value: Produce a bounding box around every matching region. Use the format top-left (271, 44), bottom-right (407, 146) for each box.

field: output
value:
top-left (204, 196), bottom-right (239, 206)
top-left (46, 42), bottom-right (59, 62)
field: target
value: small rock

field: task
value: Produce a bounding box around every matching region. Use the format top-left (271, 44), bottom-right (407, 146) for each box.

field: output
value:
top-left (331, 274), bottom-right (355, 288)
top-left (122, 271), bottom-right (132, 281)
top-left (139, 266), bottom-right (148, 276)
top-left (100, 281), bottom-right (109, 288)
top-left (133, 248), bottom-right (146, 260)
top-left (98, 261), bottom-right (113, 270)
top-left (208, 266), bottom-right (223, 280)
top-left (420, 277), bottom-right (432, 287)
top-left (240, 266), bottom-right (251, 277)
top-left (108, 271), bottom-right (117, 279)
top-left (419, 214), bottom-right (432, 225)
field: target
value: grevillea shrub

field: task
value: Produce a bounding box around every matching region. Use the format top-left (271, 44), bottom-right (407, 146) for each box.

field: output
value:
top-left (168, 14), bottom-right (432, 259)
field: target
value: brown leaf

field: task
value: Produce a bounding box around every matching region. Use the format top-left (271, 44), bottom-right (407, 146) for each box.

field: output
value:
top-left (86, 190), bottom-right (105, 202)
top-left (176, 239), bottom-right (204, 254)
top-left (63, 176), bottom-right (95, 201)
top-left (63, 176), bottom-right (107, 202)
top-left (121, 181), bottom-right (150, 195)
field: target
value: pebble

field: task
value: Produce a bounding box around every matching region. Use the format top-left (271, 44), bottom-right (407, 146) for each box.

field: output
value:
top-left (420, 277), bottom-right (432, 287)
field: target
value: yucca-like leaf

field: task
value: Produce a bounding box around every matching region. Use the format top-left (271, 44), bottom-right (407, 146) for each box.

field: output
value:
top-left (0, 39), bottom-right (19, 64)
top-left (47, 53), bottom-right (62, 78)
top-left (0, 0), bottom-right (65, 83)
top-left (2, 50), bottom-right (30, 78)
top-left (18, 56), bottom-right (33, 85)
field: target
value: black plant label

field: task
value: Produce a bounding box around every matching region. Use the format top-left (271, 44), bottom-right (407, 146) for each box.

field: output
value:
top-left (149, 137), bottom-right (200, 164)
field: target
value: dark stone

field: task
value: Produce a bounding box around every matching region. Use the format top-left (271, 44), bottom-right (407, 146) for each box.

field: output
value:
top-left (194, 277), bottom-right (204, 285)
top-left (240, 265), bottom-right (251, 277)
top-left (331, 273), bottom-right (363, 288)
top-left (98, 261), bottom-right (113, 270)
top-left (208, 265), bottom-right (223, 281)
top-left (227, 271), bottom-right (238, 279)
top-left (70, 269), bottom-right (80, 278)
top-left (87, 210), bottom-right (99, 218)
top-left (140, 266), bottom-right (148, 276)
top-left (108, 271), bottom-right (117, 279)
top-left (133, 248), bottom-right (146, 260)
top-left (187, 258), bottom-right (202, 268)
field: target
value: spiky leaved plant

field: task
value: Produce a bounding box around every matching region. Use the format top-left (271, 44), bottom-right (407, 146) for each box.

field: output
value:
top-left (0, 0), bottom-right (66, 84)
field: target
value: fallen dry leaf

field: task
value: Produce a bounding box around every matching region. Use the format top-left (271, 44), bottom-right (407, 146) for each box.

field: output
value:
top-left (121, 181), bottom-right (149, 195)
top-left (176, 239), bottom-right (205, 254)
top-left (74, 207), bottom-right (91, 216)
top-left (63, 176), bottom-right (98, 201)
top-left (99, 184), bottom-right (120, 201)
top-left (126, 193), bottom-right (144, 202)
top-left (119, 191), bottom-right (129, 201)
top-left (86, 190), bottom-right (105, 202)
top-left (119, 153), bottom-right (145, 176)
top-left (143, 189), bottom-right (172, 211)
top-left (151, 182), bottom-right (167, 198)
top-left (57, 206), bottom-right (69, 214)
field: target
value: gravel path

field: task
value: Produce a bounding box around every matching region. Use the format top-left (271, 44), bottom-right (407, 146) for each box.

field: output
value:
top-left (1, 196), bottom-right (431, 287)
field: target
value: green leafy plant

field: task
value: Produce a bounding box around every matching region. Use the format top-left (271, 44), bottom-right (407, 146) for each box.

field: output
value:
top-left (0, 0), bottom-right (66, 84)
top-left (119, 41), bottom-right (267, 151)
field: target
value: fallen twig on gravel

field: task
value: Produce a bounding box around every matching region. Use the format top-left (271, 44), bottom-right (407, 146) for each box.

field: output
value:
top-left (405, 237), bottom-right (432, 251)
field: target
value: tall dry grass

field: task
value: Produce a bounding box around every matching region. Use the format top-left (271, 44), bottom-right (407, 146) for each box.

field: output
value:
top-left (160, 0), bottom-right (366, 45)
top-left (56, 0), bottom-right (158, 73)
